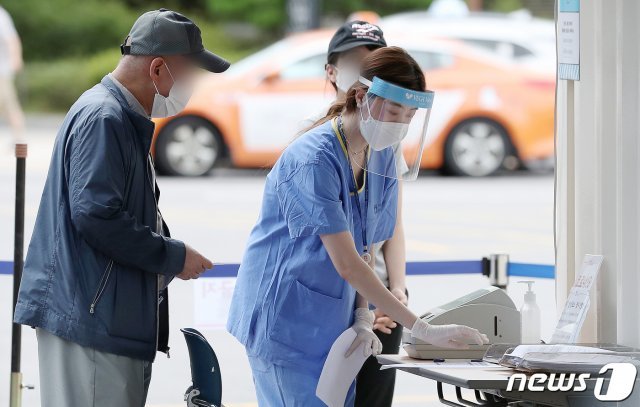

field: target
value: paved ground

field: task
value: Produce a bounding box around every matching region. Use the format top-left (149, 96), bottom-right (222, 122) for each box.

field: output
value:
top-left (0, 118), bottom-right (556, 406)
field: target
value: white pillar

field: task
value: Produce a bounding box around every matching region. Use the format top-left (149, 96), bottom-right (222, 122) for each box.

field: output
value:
top-left (556, 0), bottom-right (640, 347)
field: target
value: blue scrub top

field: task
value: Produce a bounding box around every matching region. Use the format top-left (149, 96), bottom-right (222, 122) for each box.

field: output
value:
top-left (227, 118), bottom-right (398, 376)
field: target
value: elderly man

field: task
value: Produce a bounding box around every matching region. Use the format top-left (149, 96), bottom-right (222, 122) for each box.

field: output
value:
top-left (14, 9), bottom-right (229, 407)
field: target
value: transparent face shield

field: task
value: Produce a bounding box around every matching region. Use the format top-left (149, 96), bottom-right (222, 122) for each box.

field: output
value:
top-left (355, 76), bottom-right (435, 181)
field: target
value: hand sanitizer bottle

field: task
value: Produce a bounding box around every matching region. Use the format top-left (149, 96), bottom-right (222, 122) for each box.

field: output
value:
top-left (518, 281), bottom-right (541, 343)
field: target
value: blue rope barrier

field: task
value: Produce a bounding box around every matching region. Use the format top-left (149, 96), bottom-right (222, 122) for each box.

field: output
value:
top-left (0, 260), bottom-right (555, 278)
top-left (508, 262), bottom-right (556, 279)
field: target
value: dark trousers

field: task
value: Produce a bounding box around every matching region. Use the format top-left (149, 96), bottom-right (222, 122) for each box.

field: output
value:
top-left (354, 321), bottom-right (404, 407)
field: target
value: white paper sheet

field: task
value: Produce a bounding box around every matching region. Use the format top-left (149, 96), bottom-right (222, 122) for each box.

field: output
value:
top-left (316, 328), bottom-right (368, 407)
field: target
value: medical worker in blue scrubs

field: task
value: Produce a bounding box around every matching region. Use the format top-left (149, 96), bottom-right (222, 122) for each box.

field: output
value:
top-left (227, 46), bottom-right (489, 406)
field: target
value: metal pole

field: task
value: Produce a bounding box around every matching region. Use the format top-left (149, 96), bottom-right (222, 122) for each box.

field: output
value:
top-left (10, 142), bottom-right (27, 407)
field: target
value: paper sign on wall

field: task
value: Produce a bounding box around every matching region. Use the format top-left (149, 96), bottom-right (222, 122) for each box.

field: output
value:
top-left (551, 254), bottom-right (603, 343)
top-left (558, 0), bottom-right (580, 80)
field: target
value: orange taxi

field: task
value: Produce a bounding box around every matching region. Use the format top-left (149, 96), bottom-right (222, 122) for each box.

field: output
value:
top-left (152, 29), bottom-right (555, 177)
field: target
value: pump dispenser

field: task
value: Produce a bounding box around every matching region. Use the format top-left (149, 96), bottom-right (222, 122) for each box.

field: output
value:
top-left (518, 280), bottom-right (541, 343)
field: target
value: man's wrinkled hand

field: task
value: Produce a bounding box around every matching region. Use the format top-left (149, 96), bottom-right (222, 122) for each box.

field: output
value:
top-left (176, 244), bottom-right (213, 280)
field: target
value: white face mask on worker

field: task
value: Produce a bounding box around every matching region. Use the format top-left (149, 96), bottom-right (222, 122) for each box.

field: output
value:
top-left (359, 118), bottom-right (409, 151)
top-left (151, 64), bottom-right (193, 118)
top-left (358, 97), bottom-right (410, 151)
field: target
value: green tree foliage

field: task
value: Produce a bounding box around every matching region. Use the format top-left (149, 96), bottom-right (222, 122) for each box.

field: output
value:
top-left (483, 0), bottom-right (524, 12)
top-left (323, 0), bottom-right (434, 18)
top-left (3, 0), bottom-right (135, 61)
top-left (203, 0), bottom-right (435, 31)
top-left (206, 0), bottom-right (287, 31)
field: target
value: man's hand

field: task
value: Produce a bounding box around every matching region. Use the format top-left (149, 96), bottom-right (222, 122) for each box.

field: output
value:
top-left (176, 244), bottom-right (213, 280)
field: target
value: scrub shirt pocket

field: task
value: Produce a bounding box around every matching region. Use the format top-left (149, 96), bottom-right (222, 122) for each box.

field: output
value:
top-left (269, 279), bottom-right (347, 358)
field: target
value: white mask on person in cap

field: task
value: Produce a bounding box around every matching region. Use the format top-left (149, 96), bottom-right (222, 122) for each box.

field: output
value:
top-left (333, 65), bottom-right (360, 93)
top-left (151, 63), bottom-right (193, 118)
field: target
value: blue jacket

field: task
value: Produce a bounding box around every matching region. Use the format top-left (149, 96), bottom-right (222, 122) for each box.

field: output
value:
top-left (13, 76), bottom-right (186, 362)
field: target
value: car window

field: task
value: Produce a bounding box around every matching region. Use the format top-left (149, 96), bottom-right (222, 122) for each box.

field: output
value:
top-left (512, 44), bottom-right (534, 58)
top-left (461, 38), bottom-right (534, 60)
top-left (462, 38), bottom-right (501, 53)
top-left (279, 53), bottom-right (327, 80)
top-left (408, 50), bottom-right (454, 71)
top-left (226, 40), bottom-right (289, 77)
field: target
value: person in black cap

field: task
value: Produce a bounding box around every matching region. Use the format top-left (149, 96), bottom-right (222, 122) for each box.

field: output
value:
top-left (325, 20), bottom-right (387, 97)
top-left (300, 20), bottom-right (388, 130)
top-left (325, 20), bottom-right (410, 407)
top-left (13, 9), bottom-right (227, 407)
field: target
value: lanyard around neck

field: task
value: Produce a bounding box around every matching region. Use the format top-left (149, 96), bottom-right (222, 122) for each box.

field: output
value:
top-left (337, 116), bottom-right (371, 262)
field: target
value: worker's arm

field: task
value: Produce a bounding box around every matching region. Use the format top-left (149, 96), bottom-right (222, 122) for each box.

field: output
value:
top-left (321, 231), bottom-right (417, 329)
top-left (373, 182), bottom-right (407, 333)
top-left (383, 181), bottom-right (408, 304)
top-left (355, 244), bottom-right (378, 309)
top-left (355, 292), bottom-right (368, 309)
top-left (322, 231), bottom-right (489, 349)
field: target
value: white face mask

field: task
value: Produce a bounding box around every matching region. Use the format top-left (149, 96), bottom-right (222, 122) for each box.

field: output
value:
top-left (151, 63), bottom-right (193, 118)
top-left (359, 100), bottom-right (410, 151)
top-left (334, 65), bottom-right (360, 93)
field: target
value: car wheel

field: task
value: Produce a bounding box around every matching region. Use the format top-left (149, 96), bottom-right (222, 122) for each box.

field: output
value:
top-left (443, 119), bottom-right (511, 177)
top-left (155, 116), bottom-right (223, 176)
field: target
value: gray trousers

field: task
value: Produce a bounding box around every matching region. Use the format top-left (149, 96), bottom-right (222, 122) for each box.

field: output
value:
top-left (36, 328), bottom-right (152, 407)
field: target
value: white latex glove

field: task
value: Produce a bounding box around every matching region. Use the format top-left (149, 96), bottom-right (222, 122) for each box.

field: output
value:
top-left (411, 318), bottom-right (490, 349)
top-left (345, 308), bottom-right (383, 357)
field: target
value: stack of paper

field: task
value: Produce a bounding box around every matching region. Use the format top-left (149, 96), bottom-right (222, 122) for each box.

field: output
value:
top-left (500, 344), bottom-right (614, 368)
top-left (514, 352), bottom-right (640, 374)
top-left (497, 344), bottom-right (640, 374)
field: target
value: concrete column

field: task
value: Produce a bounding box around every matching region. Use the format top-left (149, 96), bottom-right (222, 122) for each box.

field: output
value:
top-left (555, 0), bottom-right (640, 347)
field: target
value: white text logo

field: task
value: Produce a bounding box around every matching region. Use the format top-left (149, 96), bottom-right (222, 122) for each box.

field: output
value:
top-left (506, 363), bottom-right (637, 402)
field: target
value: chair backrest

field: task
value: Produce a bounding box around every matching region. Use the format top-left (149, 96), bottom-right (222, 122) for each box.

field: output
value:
top-left (181, 328), bottom-right (223, 406)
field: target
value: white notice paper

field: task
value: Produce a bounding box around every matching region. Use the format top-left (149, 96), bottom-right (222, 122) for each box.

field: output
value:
top-left (551, 254), bottom-right (604, 343)
top-left (193, 277), bottom-right (236, 330)
top-left (316, 328), bottom-right (368, 407)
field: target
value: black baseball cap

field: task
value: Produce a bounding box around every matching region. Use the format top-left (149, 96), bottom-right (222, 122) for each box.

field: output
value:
top-left (121, 9), bottom-right (230, 73)
top-left (327, 20), bottom-right (387, 58)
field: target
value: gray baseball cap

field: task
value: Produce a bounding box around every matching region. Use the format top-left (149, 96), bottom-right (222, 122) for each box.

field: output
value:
top-left (121, 8), bottom-right (230, 73)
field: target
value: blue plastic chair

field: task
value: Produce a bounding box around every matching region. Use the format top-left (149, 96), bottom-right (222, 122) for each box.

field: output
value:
top-left (181, 328), bottom-right (224, 407)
